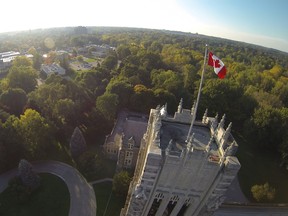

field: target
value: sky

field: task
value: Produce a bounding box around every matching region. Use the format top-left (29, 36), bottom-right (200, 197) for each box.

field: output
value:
top-left (2, 0), bottom-right (288, 52)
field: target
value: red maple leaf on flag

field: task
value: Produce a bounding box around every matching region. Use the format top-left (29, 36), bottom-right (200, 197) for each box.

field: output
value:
top-left (208, 52), bottom-right (227, 79)
top-left (214, 59), bottom-right (221, 68)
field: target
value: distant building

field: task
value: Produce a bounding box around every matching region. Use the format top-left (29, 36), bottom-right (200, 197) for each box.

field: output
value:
top-left (74, 26), bottom-right (88, 35)
top-left (121, 99), bottom-right (241, 216)
top-left (0, 51), bottom-right (20, 60)
top-left (86, 44), bottom-right (115, 58)
top-left (40, 63), bottom-right (66, 76)
top-left (0, 51), bottom-right (20, 70)
top-left (103, 111), bottom-right (148, 170)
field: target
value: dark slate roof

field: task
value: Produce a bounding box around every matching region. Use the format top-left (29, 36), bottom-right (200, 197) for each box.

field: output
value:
top-left (122, 116), bottom-right (148, 147)
top-left (105, 110), bottom-right (148, 147)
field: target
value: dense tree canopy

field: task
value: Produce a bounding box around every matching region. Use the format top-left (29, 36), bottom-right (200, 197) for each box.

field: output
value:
top-left (0, 88), bottom-right (27, 116)
top-left (96, 92), bottom-right (119, 120)
top-left (13, 109), bottom-right (55, 158)
top-left (6, 65), bottom-right (38, 93)
top-left (112, 171), bottom-right (131, 197)
top-left (0, 26), bottom-right (288, 177)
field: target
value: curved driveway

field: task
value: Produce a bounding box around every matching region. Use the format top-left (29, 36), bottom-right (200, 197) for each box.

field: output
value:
top-left (0, 160), bottom-right (96, 216)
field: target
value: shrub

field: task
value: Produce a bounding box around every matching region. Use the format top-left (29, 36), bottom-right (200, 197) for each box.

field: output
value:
top-left (251, 182), bottom-right (276, 202)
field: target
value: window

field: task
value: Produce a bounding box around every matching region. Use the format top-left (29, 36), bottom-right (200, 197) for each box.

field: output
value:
top-left (124, 159), bottom-right (132, 166)
top-left (128, 137), bottom-right (135, 149)
top-left (126, 151), bottom-right (133, 158)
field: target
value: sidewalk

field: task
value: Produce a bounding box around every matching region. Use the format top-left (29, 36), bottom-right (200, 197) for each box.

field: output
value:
top-left (89, 177), bottom-right (113, 185)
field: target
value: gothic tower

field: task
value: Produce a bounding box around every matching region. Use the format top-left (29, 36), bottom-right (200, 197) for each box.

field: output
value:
top-left (121, 101), bottom-right (240, 216)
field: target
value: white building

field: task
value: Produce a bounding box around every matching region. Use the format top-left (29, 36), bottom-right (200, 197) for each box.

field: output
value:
top-left (40, 63), bottom-right (66, 76)
top-left (121, 100), bottom-right (240, 216)
top-left (0, 51), bottom-right (20, 70)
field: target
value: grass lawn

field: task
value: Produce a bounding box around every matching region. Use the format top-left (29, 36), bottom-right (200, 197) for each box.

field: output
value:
top-left (0, 173), bottom-right (70, 216)
top-left (236, 133), bottom-right (288, 203)
top-left (84, 57), bottom-right (97, 63)
top-left (93, 182), bottom-right (126, 216)
top-left (84, 156), bottom-right (117, 182)
top-left (84, 144), bottom-right (117, 181)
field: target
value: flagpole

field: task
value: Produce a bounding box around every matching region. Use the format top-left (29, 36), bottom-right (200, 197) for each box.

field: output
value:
top-left (186, 44), bottom-right (208, 142)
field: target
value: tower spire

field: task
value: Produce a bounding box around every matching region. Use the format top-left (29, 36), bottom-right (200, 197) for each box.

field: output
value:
top-left (191, 101), bottom-right (196, 115)
top-left (202, 108), bottom-right (208, 123)
top-left (218, 114), bottom-right (226, 129)
top-left (177, 98), bottom-right (183, 113)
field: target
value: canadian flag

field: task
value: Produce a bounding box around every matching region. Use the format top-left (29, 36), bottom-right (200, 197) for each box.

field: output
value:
top-left (208, 52), bottom-right (226, 79)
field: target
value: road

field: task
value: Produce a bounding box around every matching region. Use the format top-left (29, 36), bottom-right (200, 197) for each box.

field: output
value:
top-left (214, 205), bottom-right (288, 216)
top-left (0, 160), bottom-right (96, 216)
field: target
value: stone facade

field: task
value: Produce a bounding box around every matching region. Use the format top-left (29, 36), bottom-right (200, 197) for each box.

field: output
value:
top-left (121, 101), bottom-right (241, 216)
top-left (103, 110), bottom-right (148, 169)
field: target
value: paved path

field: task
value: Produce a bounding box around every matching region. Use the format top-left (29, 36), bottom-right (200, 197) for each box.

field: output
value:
top-left (0, 160), bottom-right (96, 216)
top-left (89, 178), bottom-right (113, 185)
top-left (214, 204), bottom-right (288, 216)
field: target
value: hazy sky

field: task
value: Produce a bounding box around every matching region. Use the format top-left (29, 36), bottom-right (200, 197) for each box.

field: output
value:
top-left (2, 0), bottom-right (288, 52)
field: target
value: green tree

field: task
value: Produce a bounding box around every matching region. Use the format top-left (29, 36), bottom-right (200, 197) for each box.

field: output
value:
top-left (116, 45), bottom-right (131, 60)
top-left (77, 55), bottom-right (84, 62)
top-left (77, 151), bottom-right (102, 175)
top-left (96, 92), bottom-right (119, 120)
top-left (148, 41), bottom-right (163, 53)
top-left (245, 107), bottom-right (287, 150)
top-left (272, 80), bottom-right (288, 106)
top-left (106, 78), bottom-right (133, 109)
top-left (130, 84), bottom-right (155, 113)
top-left (32, 52), bottom-right (43, 70)
top-left (151, 69), bottom-right (183, 98)
top-left (53, 98), bottom-right (76, 125)
top-left (246, 87), bottom-right (282, 108)
top-left (18, 159), bottom-right (40, 189)
top-left (72, 48), bottom-right (78, 57)
top-left (75, 69), bottom-right (109, 97)
top-left (12, 56), bottom-right (33, 67)
top-left (112, 171), bottom-right (131, 197)
top-left (0, 117), bottom-right (24, 173)
top-left (154, 88), bottom-right (177, 113)
top-left (200, 79), bottom-right (250, 126)
top-left (101, 55), bottom-right (118, 70)
top-left (70, 127), bottom-right (87, 159)
top-left (27, 47), bottom-right (43, 70)
top-left (182, 64), bottom-right (198, 92)
top-left (251, 182), bottom-right (276, 202)
top-left (13, 109), bottom-right (55, 158)
top-left (29, 76), bottom-right (90, 126)
top-left (0, 88), bottom-right (27, 116)
top-left (140, 52), bottom-right (163, 71)
top-left (7, 66), bottom-right (38, 93)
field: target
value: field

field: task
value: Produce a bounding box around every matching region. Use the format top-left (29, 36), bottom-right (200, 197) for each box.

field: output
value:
top-left (0, 173), bottom-right (70, 216)
top-left (237, 133), bottom-right (288, 203)
top-left (93, 182), bottom-right (126, 216)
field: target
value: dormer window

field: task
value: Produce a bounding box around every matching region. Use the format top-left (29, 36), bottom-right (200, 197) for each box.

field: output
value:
top-left (128, 136), bottom-right (135, 149)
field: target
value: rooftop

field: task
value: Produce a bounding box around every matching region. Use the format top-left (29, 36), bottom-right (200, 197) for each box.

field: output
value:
top-left (148, 116), bottom-right (219, 158)
top-left (41, 63), bottom-right (66, 76)
top-left (105, 110), bottom-right (148, 147)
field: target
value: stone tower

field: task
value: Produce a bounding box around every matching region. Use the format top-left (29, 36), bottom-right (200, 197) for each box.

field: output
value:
top-left (121, 102), bottom-right (240, 216)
